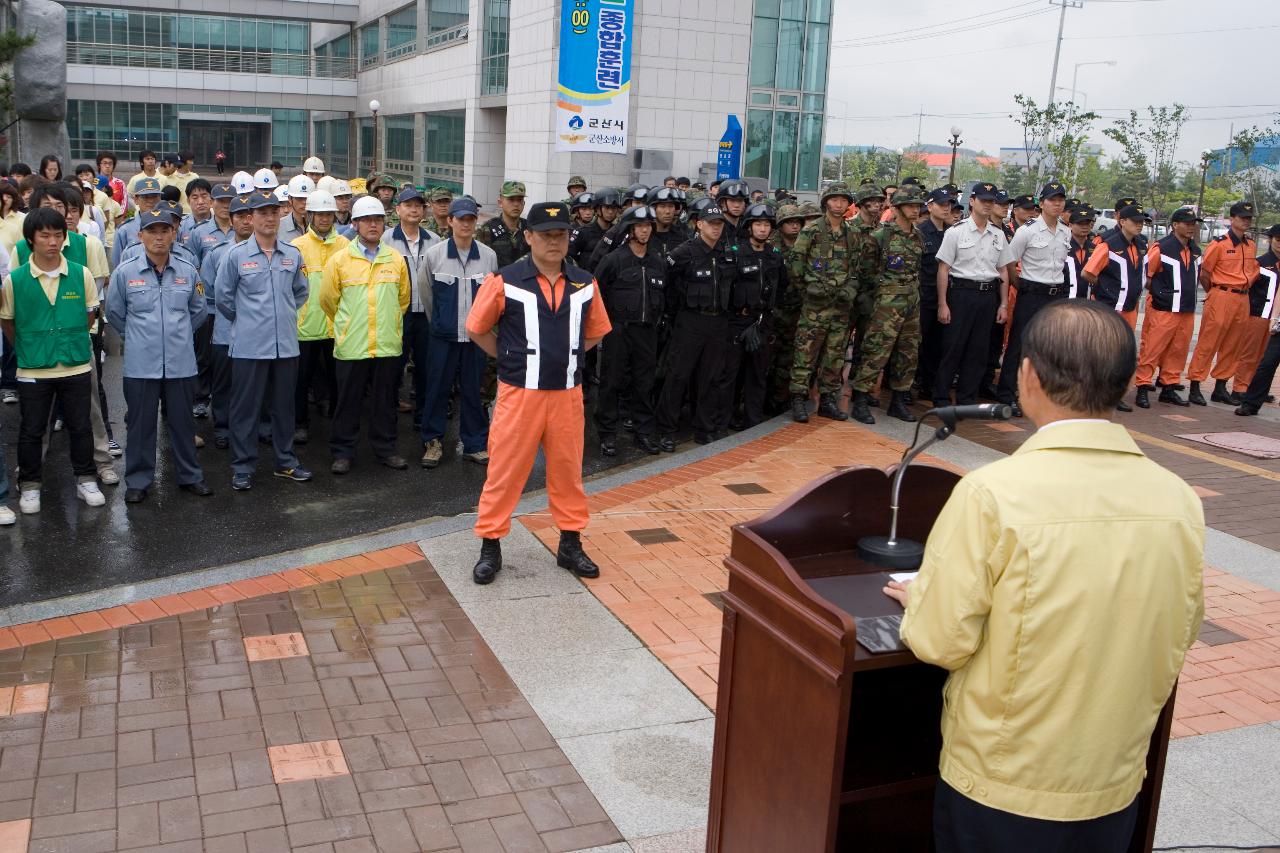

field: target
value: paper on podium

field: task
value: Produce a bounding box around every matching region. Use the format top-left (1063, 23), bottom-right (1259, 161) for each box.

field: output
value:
top-left (889, 571), bottom-right (919, 583)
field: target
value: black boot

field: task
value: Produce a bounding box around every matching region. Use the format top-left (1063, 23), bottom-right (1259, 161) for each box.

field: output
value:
top-left (1210, 379), bottom-right (1233, 404)
top-left (635, 434), bottom-right (660, 455)
top-left (887, 391), bottom-right (917, 422)
top-left (1188, 381), bottom-right (1207, 406)
top-left (473, 538), bottom-right (502, 585)
top-left (1236, 401), bottom-right (1261, 416)
top-left (849, 392), bottom-right (875, 425)
top-left (557, 531), bottom-right (600, 578)
top-left (1158, 386), bottom-right (1190, 407)
top-left (600, 436), bottom-right (616, 456)
top-left (816, 392), bottom-right (848, 421)
top-left (1229, 391), bottom-right (1243, 405)
top-left (1116, 400), bottom-right (1133, 413)
top-left (790, 393), bottom-right (809, 423)
top-left (1135, 386), bottom-right (1150, 409)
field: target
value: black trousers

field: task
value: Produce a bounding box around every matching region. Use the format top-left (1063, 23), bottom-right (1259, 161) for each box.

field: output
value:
top-left (295, 339), bottom-right (337, 428)
top-left (656, 310), bottom-right (727, 437)
top-left (595, 322), bottom-right (658, 438)
top-left (716, 314), bottom-right (769, 431)
top-left (331, 356), bottom-right (400, 461)
top-left (193, 316), bottom-right (213, 403)
top-left (997, 289), bottom-right (1066, 403)
top-left (210, 344), bottom-right (232, 441)
top-left (0, 333), bottom-right (16, 391)
top-left (402, 312), bottom-right (431, 421)
top-left (934, 288), bottom-right (1000, 406)
top-left (1242, 331), bottom-right (1280, 408)
top-left (934, 780), bottom-right (1138, 853)
top-left (229, 357), bottom-right (299, 475)
top-left (17, 372), bottom-right (94, 488)
top-left (123, 376), bottom-right (203, 490)
top-left (917, 285), bottom-right (943, 396)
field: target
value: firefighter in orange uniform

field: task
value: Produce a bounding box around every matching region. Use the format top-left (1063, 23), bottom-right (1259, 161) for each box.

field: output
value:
top-left (1133, 207), bottom-right (1202, 408)
top-left (1185, 200), bottom-right (1262, 405)
top-left (1082, 203), bottom-right (1147, 410)
top-left (466, 201), bottom-right (612, 584)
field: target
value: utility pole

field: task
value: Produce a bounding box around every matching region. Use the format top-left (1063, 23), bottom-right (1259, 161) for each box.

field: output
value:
top-left (915, 107), bottom-right (923, 151)
top-left (1042, 0), bottom-right (1084, 182)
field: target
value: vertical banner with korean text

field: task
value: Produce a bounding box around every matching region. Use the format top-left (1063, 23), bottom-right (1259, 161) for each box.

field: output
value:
top-left (555, 0), bottom-right (633, 154)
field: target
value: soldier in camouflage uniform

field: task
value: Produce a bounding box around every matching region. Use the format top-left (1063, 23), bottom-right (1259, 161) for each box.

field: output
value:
top-left (847, 184), bottom-right (888, 385)
top-left (768, 203), bottom-right (815, 411)
top-left (849, 185), bottom-right (927, 424)
top-left (786, 182), bottom-right (860, 423)
top-left (367, 172), bottom-right (400, 227)
top-left (425, 187), bottom-right (454, 239)
top-left (563, 175), bottom-right (588, 204)
top-left (477, 180), bottom-right (529, 268)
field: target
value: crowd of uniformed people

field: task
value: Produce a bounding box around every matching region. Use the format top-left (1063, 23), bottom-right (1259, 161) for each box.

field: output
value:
top-left (0, 149), bottom-right (1274, 525)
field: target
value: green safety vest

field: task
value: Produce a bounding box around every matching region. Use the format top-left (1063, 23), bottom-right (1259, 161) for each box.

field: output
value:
top-left (9, 261), bottom-right (92, 371)
top-left (16, 229), bottom-right (88, 269)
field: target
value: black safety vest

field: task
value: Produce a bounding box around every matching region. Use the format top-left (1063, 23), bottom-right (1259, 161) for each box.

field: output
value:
top-left (1147, 234), bottom-right (1200, 313)
top-left (731, 244), bottom-right (783, 312)
top-left (1091, 232), bottom-right (1143, 312)
top-left (667, 236), bottom-right (737, 313)
top-left (596, 244), bottom-right (665, 325)
top-left (1249, 251), bottom-right (1279, 319)
top-left (495, 256), bottom-right (595, 390)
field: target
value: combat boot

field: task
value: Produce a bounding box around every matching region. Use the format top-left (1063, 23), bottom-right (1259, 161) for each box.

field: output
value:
top-left (1158, 386), bottom-right (1190, 407)
top-left (473, 538), bottom-right (502, 585)
top-left (1135, 386), bottom-right (1151, 408)
top-left (790, 393), bottom-right (810, 423)
top-left (557, 531), bottom-right (600, 578)
top-left (816, 393), bottom-right (848, 421)
top-left (849, 392), bottom-right (875, 425)
top-left (887, 392), bottom-right (917, 422)
top-left (1188, 381), bottom-right (1207, 406)
top-left (1210, 379), bottom-right (1233, 404)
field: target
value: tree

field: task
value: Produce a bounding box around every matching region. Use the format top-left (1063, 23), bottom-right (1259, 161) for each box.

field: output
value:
top-left (1101, 104), bottom-right (1189, 212)
top-left (1009, 94), bottom-right (1099, 190)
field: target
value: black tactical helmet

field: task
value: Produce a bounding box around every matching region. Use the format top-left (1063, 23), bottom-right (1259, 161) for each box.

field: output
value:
top-left (618, 204), bottom-right (657, 230)
top-left (742, 203), bottom-right (775, 225)
top-left (646, 185), bottom-right (682, 206)
top-left (595, 187), bottom-right (624, 208)
top-left (718, 180), bottom-right (751, 199)
top-left (570, 191), bottom-right (596, 211)
top-left (626, 183), bottom-right (649, 204)
top-left (688, 196), bottom-right (718, 220)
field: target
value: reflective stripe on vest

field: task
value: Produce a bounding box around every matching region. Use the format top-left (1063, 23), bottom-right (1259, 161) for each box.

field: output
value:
top-left (502, 283), bottom-right (541, 389)
top-left (1107, 252), bottom-right (1130, 312)
top-left (1159, 255), bottom-right (1186, 313)
top-left (1260, 268), bottom-right (1278, 320)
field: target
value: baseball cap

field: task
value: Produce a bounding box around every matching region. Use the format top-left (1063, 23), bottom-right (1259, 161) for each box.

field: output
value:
top-left (448, 198), bottom-right (479, 218)
top-left (428, 187), bottom-right (453, 203)
top-left (396, 187), bottom-right (425, 204)
top-left (500, 180), bottom-right (527, 198)
top-left (992, 189), bottom-right (1010, 205)
top-left (1112, 197), bottom-right (1139, 212)
top-left (137, 209), bottom-right (176, 229)
top-left (1039, 181), bottom-right (1067, 199)
top-left (1230, 200), bottom-right (1256, 218)
top-left (211, 182), bottom-right (236, 200)
top-left (1169, 207), bottom-right (1204, 224)
top-left (1116, 205), bottom-right (1147, 222)
top-left (926, 188), bottom-right (955, 205)
top-left (248, 190), bottom-right (279, 210)
top-left (525, 201), bottom-right (572, 231)
top-left (970, 183), bottom-right (998, 202)
top-left (698, 204), bottom-right (727, 223)
top-left (1068, 208), bottom-right (1097, 224)
top-left (1266, 224), bottom-right (1280, 239)
top-left (1011, 194), bottom-right (1037, 210)
top-left (230, 195), bottom-right (254, 215)
top-left (134, 177), bottom-right (163, 196)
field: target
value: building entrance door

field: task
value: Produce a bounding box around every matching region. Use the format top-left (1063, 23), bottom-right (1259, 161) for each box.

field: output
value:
top-left (179, 119), bottom-right (269, 173)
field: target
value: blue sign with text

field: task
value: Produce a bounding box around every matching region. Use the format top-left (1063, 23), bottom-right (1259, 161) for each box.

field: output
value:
top-left (717, 115), bottom-right (742, 181)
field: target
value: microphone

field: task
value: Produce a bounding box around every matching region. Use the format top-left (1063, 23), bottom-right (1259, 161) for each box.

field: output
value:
top-left (924, 403), bottom-right (1013, 426)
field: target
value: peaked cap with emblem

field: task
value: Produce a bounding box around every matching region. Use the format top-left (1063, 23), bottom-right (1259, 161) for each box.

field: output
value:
top-left (526, 201), bottom-right (571, 231)
top-left (1230, 200), bottom-right (1256, 218)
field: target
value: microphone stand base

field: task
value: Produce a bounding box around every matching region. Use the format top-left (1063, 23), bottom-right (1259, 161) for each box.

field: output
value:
top-left (856, 536), bottom-right (925, 570)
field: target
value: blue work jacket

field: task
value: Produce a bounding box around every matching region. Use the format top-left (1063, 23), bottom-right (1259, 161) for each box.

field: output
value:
top-left (188, 219), bottom-right (233, 267)
top-left (104, 252), bottom-right (207, 379)
top-left (214, 237), bottom-right (307, 359)
top-left (201, 237), bottom-right (246, 346)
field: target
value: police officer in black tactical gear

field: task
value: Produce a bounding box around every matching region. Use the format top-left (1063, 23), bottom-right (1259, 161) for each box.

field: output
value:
top-left (715, 202), bottom-right (783, 432)
top-left (647, 185), bottom-right (691, 262)
top-left (569, 188), bottom-right (623, 270)
top-left (716, 179), bottom-right (752, 242)
top-left (593, 205), bottom-right (666, 456)
top-left (655, 203), bottom-right (738, 451)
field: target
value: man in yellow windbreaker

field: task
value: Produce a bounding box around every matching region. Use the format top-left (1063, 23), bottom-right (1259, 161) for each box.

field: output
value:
top-left (291, 189), bottom-right (348, 445)
top-left (319, 195), bottom-right (411, 474)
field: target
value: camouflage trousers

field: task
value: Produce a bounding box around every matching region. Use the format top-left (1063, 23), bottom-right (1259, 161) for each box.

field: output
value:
top-left (851, 288), bottom-right (921, 393)
top-left (847, 286), bottom-right (878, 372)
top-left (789, 300), bottom-right (853, 395)
top-left (769, 301), bottom-right (801, 405)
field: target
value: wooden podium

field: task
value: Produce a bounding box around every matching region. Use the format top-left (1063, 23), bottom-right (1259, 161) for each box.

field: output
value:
top-left (705, 463), bottom-right (1174, 852)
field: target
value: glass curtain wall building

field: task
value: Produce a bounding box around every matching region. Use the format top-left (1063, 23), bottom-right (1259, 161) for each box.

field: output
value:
top-left (745, 0), bottom-right (830, 191)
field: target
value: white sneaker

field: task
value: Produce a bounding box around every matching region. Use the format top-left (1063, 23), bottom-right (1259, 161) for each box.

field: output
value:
top-left (97, 467), bottom-right (119, 486)
top-left (18, 490), bottom-right (40, 514)
top-left (0, 506), bottom-right (14, 526)
top-left (77, 482), bottom-right (106, 507)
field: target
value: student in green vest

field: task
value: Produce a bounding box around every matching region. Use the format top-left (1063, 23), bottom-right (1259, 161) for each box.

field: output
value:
top-left (0, 207), bottom-right (106, 513)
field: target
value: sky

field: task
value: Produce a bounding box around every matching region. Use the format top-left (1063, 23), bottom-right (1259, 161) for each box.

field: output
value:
top-left (825, 0), bottom-right (1278, 168)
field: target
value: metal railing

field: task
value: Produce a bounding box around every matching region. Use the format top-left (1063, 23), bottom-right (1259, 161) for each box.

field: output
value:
top-left (425, 23), bottom-right (467, 51)
top-left (385, 39), bottom-right (417, 60)
top-left (359, 51), bottom-right (380, 70)
top-left (67, 41), bottom-right (356, 79)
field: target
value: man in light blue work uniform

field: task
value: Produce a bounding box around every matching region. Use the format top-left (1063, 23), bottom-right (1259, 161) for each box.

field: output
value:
top-left (200, 194), bottom-right (256, 448)
top-left (214, 190), bottom-right (312, 490)
top-left (187, 182), bottom-right (236, 267)
top-left (184, 182), bottom-right (236, 418)
top-left (112, 177), bottom-right (165, 267)
top-left (104, 209), bottom-right (212, 503)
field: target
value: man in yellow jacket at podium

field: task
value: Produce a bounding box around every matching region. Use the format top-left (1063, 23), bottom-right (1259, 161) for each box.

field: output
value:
top-left (885, 299), bottom-right (1203, 852)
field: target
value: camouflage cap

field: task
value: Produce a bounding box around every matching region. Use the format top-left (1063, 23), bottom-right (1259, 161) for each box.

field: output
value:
top-left (820, 181), bottom-right (854, 206)
top-left (500, 180), bottom-right (527, 198)
top-left (798, 202), bottom-right (822, 219)
top-left (854, 184), bottom-right (886, 205)
top-left (427, 186), bottom-right (454, 202)
top-left (566, 175), bottom-right (587, 189)
top-left (367, 172), bottom-right (395, 191)
top-left (775, 204), bottom-right (806, 224)
top-left (890, 185), bottom-right (927, 207)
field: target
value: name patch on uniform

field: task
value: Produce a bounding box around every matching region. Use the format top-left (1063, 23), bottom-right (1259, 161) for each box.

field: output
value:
top-left (175, 277), bottom-right (188, 285)
top-left (281, 258), bottom-right (295, 267)
top-left (127, 278), bottom-right (147, 287)
top-left (240, 261), bottom-right (260, 271)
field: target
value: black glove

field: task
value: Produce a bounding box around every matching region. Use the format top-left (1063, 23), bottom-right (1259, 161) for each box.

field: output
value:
top-left (741, 322), bottom-right (763, 353)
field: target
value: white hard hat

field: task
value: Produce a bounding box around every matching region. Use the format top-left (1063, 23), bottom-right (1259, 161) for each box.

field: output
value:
top-left (302, 156), bottom-right (325, 175)
top-left (351, 196), bottom-right (386, 220)
top-left (306, 189), bottom-right (338, 213)
top-left (231, 171), bottom-right (254, 194)
top-left (331, 180), bottom-right (353, 197)
top-left (273, 185), bottom-right (290, 202)
top-left (253, 168), bottom-right (279, 190)
top-left (316, 175), bottom-right (337, 194)
top-left (286, 175), bottom-right (314, 198)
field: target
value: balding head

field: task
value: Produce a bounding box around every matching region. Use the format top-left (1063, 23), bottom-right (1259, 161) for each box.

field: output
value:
top-left (1021, 300), bottom-right (1136, 416)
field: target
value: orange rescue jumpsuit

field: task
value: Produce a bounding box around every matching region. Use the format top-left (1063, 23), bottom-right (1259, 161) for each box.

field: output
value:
top-left (1134, 242), bottom-right (1196, 388)
top-left (1187, 231), bottom-right (1261, 384)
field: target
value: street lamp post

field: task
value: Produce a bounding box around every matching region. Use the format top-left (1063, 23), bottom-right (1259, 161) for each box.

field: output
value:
top-left (948, 127), bottom-right (963, 186)
top-left (369, 99), bottom-right (381, 175)
top-left (1197, 148), bottom-right (1214, 214)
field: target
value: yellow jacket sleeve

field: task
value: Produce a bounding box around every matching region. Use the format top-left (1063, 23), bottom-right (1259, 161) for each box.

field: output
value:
top-left (900, 478), bottom-right (1001, 671)
top-left (318, 253), bottom-right (343, 320)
